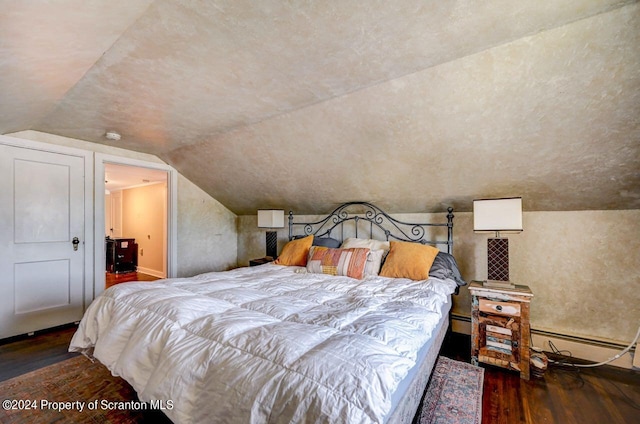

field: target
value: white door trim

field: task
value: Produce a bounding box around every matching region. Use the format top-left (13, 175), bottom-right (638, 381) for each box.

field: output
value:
top-left (94, 154), bottom-right (177, 298)
top-left (0, 134), bottom-right (94, 311)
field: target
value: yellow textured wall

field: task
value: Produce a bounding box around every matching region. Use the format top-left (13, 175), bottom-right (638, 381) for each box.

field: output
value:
top-left (453, 210), bottom-right (640, 345)
top-left (122, 183), bottom-right (166, 275)
top-left (176, 175), bottom-right (238, 277)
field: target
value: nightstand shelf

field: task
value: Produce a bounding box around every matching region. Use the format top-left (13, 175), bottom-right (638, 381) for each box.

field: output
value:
top-left (469, 280), bottom-right (534, 380)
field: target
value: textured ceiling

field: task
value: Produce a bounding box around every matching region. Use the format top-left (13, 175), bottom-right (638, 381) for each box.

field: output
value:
top-left (105, 163), bottom-right (167, 192)
top-left (1, 0), bottom-right (639, 214)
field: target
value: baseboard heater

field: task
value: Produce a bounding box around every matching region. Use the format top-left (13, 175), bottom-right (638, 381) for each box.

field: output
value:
top-left (531, 328), bottom-right (632, 351)
top-left (452, 314), bottom-right (632, 350)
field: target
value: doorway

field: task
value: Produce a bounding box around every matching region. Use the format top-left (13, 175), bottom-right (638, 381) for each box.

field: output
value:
top-left (94, 154), bottom-right (177, 297)
top-left (104, 163), bottom-right (167, 287)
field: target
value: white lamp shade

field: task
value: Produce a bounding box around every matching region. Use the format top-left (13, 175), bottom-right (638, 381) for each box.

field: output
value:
top-left (473, 197), bottom-right (523, 232)
top-left (257, 209), bottom-right (285, 228)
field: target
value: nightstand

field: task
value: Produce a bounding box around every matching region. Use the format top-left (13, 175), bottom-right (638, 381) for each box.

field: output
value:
top-left (249, 257), bottom-right (274, 267)
top-left (469, 280), bottom-right (534, 380)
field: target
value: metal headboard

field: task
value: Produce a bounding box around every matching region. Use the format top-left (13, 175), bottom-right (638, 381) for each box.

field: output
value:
top-left (288, 202), bottom-right (454, 254)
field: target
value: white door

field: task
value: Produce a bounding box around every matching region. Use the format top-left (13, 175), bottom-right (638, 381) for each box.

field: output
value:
top-left (110, 190), bottom-right (123, 238)
top-left (105, 193), bottom-right (112, 237)
top-left (0, 144), bottom-right (85, 338)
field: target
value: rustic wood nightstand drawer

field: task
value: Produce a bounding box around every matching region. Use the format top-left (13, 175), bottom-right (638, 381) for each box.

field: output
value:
top-left (479, 298), bottom-right (521, 317)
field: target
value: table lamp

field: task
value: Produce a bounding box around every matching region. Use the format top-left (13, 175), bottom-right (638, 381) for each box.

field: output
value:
top-left (257, 209), bottom-right (285, 259)
top-left (473, 197), bottom-right (523, 282)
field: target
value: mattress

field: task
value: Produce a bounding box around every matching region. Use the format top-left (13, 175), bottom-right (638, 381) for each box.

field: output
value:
top-left (70, 264), bottom-right (457, 424)
top-left (385, 300), bottom-right (451, 424)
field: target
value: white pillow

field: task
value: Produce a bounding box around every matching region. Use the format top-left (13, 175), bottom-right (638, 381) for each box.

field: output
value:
top-left (341, 238), bottom-right (390, 277)
top-left (364, 249), bottom-right (385, 276)
top-left (340, 237), bottom-right (390, 253)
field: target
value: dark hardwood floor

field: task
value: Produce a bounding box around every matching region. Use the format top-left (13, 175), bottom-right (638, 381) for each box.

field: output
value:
top-left (105, 271), bottom-right (160, 288)
top-left (0, 324), bottom-right (79, 382)
top-left (441, 333), bottom-right (640, 424)
top-left (1, 327), bottom-right (638, 423)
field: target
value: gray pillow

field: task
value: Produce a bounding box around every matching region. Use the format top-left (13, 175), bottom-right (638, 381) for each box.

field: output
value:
top-left (429, 252), bottom-right (467, 286)
top-left (312, 237), bottom-right (341, 248)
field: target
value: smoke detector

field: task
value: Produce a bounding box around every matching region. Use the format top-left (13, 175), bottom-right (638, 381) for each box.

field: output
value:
top-left (105, 131), bottom-right (121, 141)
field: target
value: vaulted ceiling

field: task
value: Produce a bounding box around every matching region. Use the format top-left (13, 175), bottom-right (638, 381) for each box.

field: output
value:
top-left (1, 0), bottom-right (639, 214)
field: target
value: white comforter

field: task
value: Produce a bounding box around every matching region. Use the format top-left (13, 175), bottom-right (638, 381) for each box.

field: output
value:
top-left (70, 264), bottom-right (456, 424)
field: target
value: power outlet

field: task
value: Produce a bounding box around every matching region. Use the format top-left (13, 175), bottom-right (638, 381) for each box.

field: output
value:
top-left (140, 248), bottom-right (144, 256)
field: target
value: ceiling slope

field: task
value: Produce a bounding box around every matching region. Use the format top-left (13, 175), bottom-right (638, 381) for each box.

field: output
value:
top-left (168, 2), bottom-right (640, 214)
top-left (0, 0), bottom-right (153, 134)
top-left (1, 0), bottom-right (638, 214)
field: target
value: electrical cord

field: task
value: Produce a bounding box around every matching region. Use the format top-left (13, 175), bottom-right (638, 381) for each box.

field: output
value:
top-left (544, 327), bottom-right (640, 411)
top-left (546, 341), bottom-right (579, 367)
top-left (555, 326), bottom-right (640, 368)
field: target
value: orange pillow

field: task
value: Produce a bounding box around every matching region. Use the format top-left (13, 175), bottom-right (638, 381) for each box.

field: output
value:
top-left (274, 235), bottom-right (314, 266)
top-left (379, 241), bottom-right (440, 280)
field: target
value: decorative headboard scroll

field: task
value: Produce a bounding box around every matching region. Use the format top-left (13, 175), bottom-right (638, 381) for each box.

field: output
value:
top-left (288, 202), bottom-right (454, 254)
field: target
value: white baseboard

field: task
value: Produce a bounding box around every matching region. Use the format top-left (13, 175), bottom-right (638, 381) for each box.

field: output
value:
top-left (451, 315), bottom-right (636, 370)
top-left (136, 266), bottom-right (165, 279)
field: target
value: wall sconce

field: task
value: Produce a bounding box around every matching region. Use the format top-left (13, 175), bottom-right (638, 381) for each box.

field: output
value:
top-left (257, 209), bottom-right (285, 259)
top-left (473, 197), bottom-right (523, 282)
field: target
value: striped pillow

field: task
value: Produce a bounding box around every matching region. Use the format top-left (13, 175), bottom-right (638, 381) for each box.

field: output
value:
top-left (306, 246), bottom-right (371, 280)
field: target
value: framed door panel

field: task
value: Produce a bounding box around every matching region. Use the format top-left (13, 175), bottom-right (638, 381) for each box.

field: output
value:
top-left (0, 144), bottom-right (85, 338)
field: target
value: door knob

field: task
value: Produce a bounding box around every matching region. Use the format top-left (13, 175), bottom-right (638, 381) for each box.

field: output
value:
top-left (72, 237), bottom-right (80, 251)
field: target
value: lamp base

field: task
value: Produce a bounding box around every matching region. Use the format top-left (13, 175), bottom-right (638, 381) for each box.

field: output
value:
top-left (488, 238), bottom-right (509, 281)
top-left (265, 231), bottom-right (278, 259)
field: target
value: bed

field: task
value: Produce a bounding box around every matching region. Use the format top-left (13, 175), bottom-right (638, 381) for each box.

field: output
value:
top-left (70, 202), bottom-right (466, 424)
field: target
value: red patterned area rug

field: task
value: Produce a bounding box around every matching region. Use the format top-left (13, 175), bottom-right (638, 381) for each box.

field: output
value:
top-left (417, 356), bottom-right (484, 424)
top-left (0, 355), bottom-right (170, 424)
